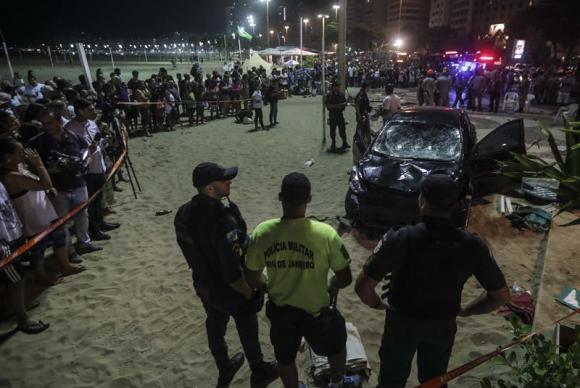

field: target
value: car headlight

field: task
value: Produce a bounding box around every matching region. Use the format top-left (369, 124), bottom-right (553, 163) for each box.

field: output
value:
top-left (349, 168), bottom-right (366, 194)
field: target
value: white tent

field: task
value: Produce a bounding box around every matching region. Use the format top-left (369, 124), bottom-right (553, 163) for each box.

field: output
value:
top-left (243, 52), bottom-right (274, 75)
top-left (280, 48), bottom-right (318, 56)
top-left (257, 47), bottom-right (318, 57)
top-left (257, 47), bottom-right (286, 56)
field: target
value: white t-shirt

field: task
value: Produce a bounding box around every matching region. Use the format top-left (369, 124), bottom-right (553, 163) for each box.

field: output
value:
top-left (252, 90), bottom-right (264, 109)
top-left (65, 119), bottom-right (107, 175)
top-left (382, 94), bottom-right (401, 116)
top-left (24, 83), bottom-right (45, 102)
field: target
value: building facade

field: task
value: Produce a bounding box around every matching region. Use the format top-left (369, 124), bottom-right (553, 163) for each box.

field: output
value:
top-left (429, 0), bottom-right (533, 36)
top-left (385, 0), bottom-right (431, 40)
top-left (471, 0), bottom-right (532, 37)
top-left (346, 0), bottom-right (389, 34)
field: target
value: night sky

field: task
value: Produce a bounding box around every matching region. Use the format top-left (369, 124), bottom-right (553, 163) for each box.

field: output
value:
top-left (2, 0), bottom-right (329, 43)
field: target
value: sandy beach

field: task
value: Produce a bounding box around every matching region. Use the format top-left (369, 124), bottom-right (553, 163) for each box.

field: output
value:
top-left (0, 94), bottom-right (575, 388)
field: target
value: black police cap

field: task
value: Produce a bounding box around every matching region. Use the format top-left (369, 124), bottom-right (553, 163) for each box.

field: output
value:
top-left (280, 172), bottom-right (311, 204)
top-left (192, 162), bottom-right (238, 188)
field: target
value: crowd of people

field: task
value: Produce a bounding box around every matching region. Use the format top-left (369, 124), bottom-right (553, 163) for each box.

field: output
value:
top-left (0, 63), bottom-right (295, 139)
top-left (0, 72), bottom-right (126, 335)
top-left (326, 56), bottom-right (579, 115)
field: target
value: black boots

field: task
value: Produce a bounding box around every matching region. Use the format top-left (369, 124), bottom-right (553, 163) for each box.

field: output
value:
top-left (216, 352), bottom-right (245, 388)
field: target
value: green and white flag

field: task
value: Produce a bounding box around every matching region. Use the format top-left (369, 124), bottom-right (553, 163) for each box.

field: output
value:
top-left (237, 26), bottom-right (253, 41)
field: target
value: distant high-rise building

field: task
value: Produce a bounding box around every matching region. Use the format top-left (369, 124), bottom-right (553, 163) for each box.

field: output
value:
top-left (471, 0), bottom-right (532, 37)
top-left (429, 0), bottom-right (533, 37)
top-left (429, 0), bottom-right (451, 28)
top-left (346, 0), bottom-right (389, 35)
top-left (385, 0), bottom-right (431, 41)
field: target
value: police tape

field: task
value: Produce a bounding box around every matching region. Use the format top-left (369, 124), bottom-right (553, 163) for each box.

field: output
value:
top-left (0, 133), bottom-right (129, 270)
top-left (415, 308), bottom-right (580, 388)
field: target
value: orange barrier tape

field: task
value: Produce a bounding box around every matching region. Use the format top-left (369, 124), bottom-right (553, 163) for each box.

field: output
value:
top-left (0, 132), bottom-right (129, 270)
top-left (415, 308), bottom-right (580, 388)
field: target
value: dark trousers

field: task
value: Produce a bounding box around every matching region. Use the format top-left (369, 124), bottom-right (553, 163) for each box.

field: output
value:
top-left (453, 89), bottom-right (464, 107)
top-left (489, 92), bottom-right (500, 113)
top-left (202, 301), bottom-right (263, 371)
top-left (472, 90), bottom-right (483, 111)
top-left (269, 102), bottom-right (278, 124)
top-left (196, 104), bottom-right (204, 123)
top-left (330, 114), bottom-right (347, 146)
top-left (84, 173), bottom-right (106, 234)
top-left (254, 108), bottom-right (264, 128)
top-left (378, 309), bottom-right (456, 388)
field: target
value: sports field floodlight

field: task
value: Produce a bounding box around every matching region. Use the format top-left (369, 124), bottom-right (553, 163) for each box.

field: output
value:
top-left (332, 4), bottom-right (340, 20)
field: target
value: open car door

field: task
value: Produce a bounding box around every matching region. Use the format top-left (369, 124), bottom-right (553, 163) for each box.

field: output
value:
top-left (471, 119), bottom-right (526, 196)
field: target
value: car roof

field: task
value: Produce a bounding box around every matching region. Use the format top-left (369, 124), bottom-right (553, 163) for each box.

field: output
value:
top-left (397, 106), bottom-right (461, 118)
top-left (392, 107), bottom-right (464, 124)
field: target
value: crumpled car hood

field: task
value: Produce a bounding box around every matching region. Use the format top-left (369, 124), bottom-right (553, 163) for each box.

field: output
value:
top-left (359, 154), bottom-right (458, 193)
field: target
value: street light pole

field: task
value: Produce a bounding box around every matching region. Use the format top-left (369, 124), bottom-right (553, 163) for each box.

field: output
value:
top-left (301, 18), bottom-right (309, 66)
top-left (338, 0), bottom-right (347, 94)
top-left (300, 17), bottom-right (303, 65)
top-left (261, 0), bottom-right (271, 47)
top-left (0, 28), bottom-right (14, 79)
top-left (318, 14), bottom-right (329, 144)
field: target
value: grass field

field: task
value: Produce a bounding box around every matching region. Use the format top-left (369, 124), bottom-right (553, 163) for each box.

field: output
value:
top-left (0, 57), bottom-right (225, 84)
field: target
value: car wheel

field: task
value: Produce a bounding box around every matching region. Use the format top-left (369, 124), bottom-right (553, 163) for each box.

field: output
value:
top-left (345, 188), bottom-right (360, 222)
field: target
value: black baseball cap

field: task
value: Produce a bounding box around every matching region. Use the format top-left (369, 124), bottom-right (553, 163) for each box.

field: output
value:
top-left (192, 162), bottom-right (238, 188)
top-left (420, 174), bottom-right (459, 210)
top-left (280, 172), bottom-right (311, 204)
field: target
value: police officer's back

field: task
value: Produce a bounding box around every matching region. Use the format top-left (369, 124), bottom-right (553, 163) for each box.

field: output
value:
top-left (174, 162), bottom-right (278, 388)
top-left (355, 175), bottom-right (510, 387)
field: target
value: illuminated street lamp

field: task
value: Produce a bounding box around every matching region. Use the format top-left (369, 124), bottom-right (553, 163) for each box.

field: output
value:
top-left (284, 25), bottom-right (289, 44)
top-left (332, 4), bottom-right (340, 21)
top-left (393, 38), bottom-right (403, 49)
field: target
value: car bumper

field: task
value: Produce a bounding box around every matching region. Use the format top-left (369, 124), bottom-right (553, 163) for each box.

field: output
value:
top-left (346, 189), bottom-right (421, 228)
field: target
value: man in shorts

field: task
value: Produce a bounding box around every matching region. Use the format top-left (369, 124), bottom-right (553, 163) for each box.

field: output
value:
top-left (246, 173), bottom-right (360, 388)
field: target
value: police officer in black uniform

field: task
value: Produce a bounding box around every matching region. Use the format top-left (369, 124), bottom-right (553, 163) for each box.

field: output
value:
top-left (355, 175), bottom-right (510, 388)
top-left (174, 162), bottom-right (278, 388)
top-left (325, 81), bottom-right (350, 151)
top-left (353, 83), bottom-right (373, 163)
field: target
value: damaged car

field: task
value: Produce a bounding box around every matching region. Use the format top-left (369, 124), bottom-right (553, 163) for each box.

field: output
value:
top-left (345, 107), bottom-right (526, 229)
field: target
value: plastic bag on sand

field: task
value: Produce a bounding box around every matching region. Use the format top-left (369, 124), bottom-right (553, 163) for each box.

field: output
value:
top-left (308, 322), bottom-right (370, 386)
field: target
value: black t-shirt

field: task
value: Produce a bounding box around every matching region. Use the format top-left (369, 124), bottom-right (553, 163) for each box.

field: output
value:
top-left (364, 217), bottom-right (506, 320)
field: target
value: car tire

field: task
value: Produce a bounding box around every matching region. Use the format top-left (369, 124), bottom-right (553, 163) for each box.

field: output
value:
top-left (345, 188), bottom-right (360, 222)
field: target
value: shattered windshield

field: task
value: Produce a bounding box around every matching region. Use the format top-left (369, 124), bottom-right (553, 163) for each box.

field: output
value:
top-left (372, 120), bottom-right (462, 161)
